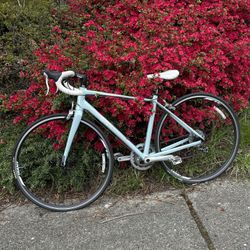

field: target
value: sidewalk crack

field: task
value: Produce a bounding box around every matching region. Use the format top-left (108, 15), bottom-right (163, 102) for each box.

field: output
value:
top-left (181, 190), bottom-right (216, 250)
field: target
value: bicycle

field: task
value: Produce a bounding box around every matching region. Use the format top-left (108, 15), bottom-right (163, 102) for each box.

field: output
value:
top-left (12, 69), bottom-right (240, 211)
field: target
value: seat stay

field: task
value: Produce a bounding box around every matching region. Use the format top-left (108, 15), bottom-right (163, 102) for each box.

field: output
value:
top-left (156, 102), bottom-right (205, 141)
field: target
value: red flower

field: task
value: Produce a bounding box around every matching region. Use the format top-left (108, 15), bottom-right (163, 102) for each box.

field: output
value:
top-left (3, 0), bottom-right (249, 148)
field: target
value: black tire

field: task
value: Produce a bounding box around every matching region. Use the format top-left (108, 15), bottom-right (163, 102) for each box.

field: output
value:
top-left (155, 93), bottom-right (240, 184)
top-left (12, 114), bottom-right (113, 211)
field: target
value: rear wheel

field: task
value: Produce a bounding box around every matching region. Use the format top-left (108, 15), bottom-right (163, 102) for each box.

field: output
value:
top-left (13, 114), bottom-right (113, 211)
top-left (155, 93), bottom-right (240, 184)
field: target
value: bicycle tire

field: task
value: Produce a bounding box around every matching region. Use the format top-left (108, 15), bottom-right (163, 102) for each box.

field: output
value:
top-left (12, 114), bottom-right (113, 211)
top-left (155, 93), bottom-right (240, 184)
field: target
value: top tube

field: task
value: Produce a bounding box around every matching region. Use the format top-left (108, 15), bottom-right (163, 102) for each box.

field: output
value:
top-left (81, 88), bottom-right (153, 102)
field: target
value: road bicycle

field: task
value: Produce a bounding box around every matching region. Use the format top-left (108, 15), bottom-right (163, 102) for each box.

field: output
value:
top-left (12, 69), bottom-right (240, 211)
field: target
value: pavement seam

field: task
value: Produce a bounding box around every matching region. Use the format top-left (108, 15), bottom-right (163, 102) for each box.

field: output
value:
top-left (181, 189), bottom-right (216, 250)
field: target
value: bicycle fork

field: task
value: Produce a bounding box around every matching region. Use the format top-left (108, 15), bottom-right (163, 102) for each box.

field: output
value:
top-left (61, 95), bottom-right (85, 167)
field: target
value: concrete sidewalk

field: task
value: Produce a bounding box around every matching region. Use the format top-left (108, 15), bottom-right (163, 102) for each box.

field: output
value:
top-left (0, 180), bottom-right (249, 250)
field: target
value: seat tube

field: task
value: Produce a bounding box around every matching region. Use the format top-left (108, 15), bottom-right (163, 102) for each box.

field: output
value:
top-left (62, 95), bottom-right (84, 166)
top-left (144, 95), bottom-right (157, 155)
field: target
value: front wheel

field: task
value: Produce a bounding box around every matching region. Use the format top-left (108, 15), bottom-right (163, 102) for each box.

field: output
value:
top-left (155, 93), bottom-right (240, 184)
top-left (12, 114), bottom-right (113, 211)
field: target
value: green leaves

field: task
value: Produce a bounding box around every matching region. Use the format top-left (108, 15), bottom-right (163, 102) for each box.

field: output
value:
top-left (0, 0), bottom-right (53, 94)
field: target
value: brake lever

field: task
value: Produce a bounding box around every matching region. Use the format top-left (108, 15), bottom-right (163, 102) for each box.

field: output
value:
top-left (43, 72), bottom-right (59, 95)
top-left (64, 81), bottom-right (74, 90)
top-left (43, 72), bottom-right (50, 95)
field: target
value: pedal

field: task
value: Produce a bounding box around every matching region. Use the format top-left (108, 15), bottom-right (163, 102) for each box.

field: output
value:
top-left (114, 153), bottom-right (122, 160)
top-left (169, 155), bottom-right (182, 165)
top-left (114, 153), bottom-right (131, 162)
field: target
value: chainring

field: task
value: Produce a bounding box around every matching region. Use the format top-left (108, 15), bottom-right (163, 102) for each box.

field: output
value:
top-left (130, 143), bottom-right (154, 170)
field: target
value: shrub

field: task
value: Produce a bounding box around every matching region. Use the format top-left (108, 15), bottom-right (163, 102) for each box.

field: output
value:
top-left (2, 0), bottom-right (250, 140)
top-left (0, 0), bottom-right (53, 94)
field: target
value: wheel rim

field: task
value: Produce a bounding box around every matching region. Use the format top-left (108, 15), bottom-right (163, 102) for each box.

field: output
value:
top-left (13, 115), bottom-right (113, 211)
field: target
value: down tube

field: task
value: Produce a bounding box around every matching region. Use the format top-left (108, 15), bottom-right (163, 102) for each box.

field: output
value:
top-left (83, 101), bottom-right (145, 159)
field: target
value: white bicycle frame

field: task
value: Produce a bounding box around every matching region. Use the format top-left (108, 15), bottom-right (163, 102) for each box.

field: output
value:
top-left (61, 86), bottom-right (204, 166)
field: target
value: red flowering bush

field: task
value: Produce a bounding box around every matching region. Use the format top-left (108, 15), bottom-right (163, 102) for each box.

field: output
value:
top-left (2, 0), bottom-right (250, 141)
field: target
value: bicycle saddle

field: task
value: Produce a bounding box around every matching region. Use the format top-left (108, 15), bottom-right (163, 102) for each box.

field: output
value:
top-left (43, 69), bottom-right (62, 81)
top-left (147, 70), bottom-right (179, 80)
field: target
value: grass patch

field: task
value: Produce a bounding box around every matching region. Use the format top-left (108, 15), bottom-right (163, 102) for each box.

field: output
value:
top-left (231, 108), bottom-right (250, 177)
top-left (108, 162), bottom-right (183, 196)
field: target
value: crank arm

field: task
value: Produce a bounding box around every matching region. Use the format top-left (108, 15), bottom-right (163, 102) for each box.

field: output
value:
top-left (114, 153), bottom-right (131, 162)
top-left (145, 155), bottom-right (182, 165)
